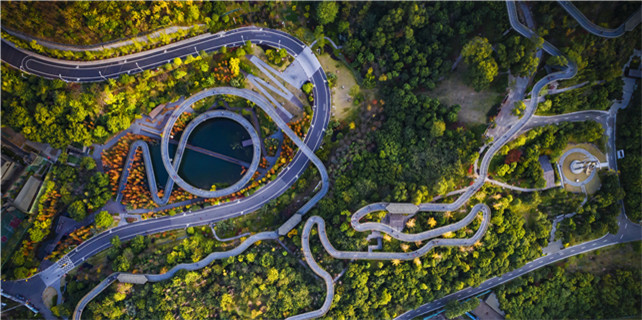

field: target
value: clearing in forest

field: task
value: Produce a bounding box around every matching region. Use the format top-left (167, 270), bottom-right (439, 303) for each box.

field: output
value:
top-left (424, 64), bottom-right (504, 125)
top-left (316, 53), bottom-right (359, 121)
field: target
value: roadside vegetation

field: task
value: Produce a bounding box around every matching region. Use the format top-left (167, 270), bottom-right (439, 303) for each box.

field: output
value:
top-left (616, 82), bottom-right (642, 221)
top-left (497, 262), bottom-right (641, 319)
top-left (2, 155), bottom-right (111, 280)
top-left (74, 230), bottom-right (322, 320)
top-left (555, 172), bottom-right (623, 245)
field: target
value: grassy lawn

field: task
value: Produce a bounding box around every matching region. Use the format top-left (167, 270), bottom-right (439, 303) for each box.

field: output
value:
top-left (316, 53), bottom-right (359, 121)
top-left (422, 64), bottom-right (504, 125)
top-left (564, 242), bottom-right (641, 274)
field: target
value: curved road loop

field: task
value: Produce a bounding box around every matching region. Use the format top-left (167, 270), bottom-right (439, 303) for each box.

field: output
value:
top-left (289, 204), bottom-right (490, 320)
top-left (116, 109), bottom-right (261, 204)
top-left (1, 26), bottom-right (332, 320)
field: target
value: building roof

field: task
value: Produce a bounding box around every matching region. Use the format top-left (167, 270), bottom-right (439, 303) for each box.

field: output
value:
top-left (14, 176), bottom-right (42, 213)
top-left (539, 155), bottom-right (555, 188)
top-left (149, 103), bottom-right (167, 119)
top-left (385, 203), bottom-right (419, 214)
top-left (484, 292), bottom-right (506, 316)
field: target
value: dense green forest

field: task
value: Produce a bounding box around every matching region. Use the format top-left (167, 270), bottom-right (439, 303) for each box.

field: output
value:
top-left (536, 79), bottom-right (623, 115)
top-left (557, 172), bottom-right (623, 244)
top-left (533, 2), bottom-right (641, 85)
top-left (335, 2), bottom-right (509, 90)
top-left (1, 42), bottom-right (251, 148)
top-left (616, 81), bottom-right (641, 221)
top-left (497, 265), bottom-right (641, 319)
top-left (68, 230), bottom-right (321, 319)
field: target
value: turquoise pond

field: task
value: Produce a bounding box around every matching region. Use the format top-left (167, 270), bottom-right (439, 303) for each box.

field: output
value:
top-left (149, 118), bottom-right (254, 190)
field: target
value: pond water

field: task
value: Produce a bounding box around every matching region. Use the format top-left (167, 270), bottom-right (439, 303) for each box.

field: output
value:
top-left (149, 118), bottom-right (253, 191)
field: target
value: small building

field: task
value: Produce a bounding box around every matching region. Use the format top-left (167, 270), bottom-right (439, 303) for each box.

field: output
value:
top-left (13, 176), bottom-right (43, 213)
top-left (148, 103), bottom-right (167, 120)
top-left (539, 155), bottom-right (555, 188)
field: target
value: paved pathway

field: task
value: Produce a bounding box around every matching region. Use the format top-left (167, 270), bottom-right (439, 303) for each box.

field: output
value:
top-left (557, 1), bottom-right (638, 38)
top-left (519, 110), bottom-right (608, 134)
top-left (486, 178), bottom-right (559, 192)
top-left (0, 27), bottom-right (333, 320)
top-left (2, 3), bottom-right (640, 319)
top-left (396, 2), bottom-right (641, 319)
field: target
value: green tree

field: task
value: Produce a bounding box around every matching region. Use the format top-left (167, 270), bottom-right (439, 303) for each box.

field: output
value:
top-left (69, 200), bottom-right (87, 221)
top-left (111, 235), bottom-right (121, 248)
top-left (80, 157), bottom-right (96, 171)
top-left (94, 210), bottom-right (113, 229)
top-left (316, 2), bottom-right (338, 25)
top-left (430, 120), bottom-right (446, 137)
top-left (461, 37), bottom-right (498, 90)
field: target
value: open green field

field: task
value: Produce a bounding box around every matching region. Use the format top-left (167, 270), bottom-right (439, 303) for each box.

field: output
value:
top-left (423, 64), bottom-right (503, 125)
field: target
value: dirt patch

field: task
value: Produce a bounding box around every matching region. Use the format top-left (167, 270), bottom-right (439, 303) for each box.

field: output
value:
top-left (42, 286), bottom-right (57, 308)
top-left (422, 64), bottom-right (503, 124)
top-left (316, 53), bottom-right (359, 121)
top-left (565, 242), bottom-right (641, 274)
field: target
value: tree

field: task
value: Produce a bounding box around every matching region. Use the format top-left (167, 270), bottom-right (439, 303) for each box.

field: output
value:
top-left (461, 37), bottom-right (498, 90)
top-left (513, 101), bottom-right (527, 117)
top-left (229, 58), bottom-right (240, 77)
top-left (69, 200), bottom-right (87, 221)
top-left (111, 235), bottom-right (121, 248)
top-left (444, 299), bottom-right (480, 319)
top-left (80, 157), bottom-right (96, 171)
top-left (131, 235), bottom-right (147, 254)
top-left (430, 120), bottom-right (446, 137)
top-left (316, 2), bottom-right (338, 25)
top-left (302, 83), bottom-right (313, 95)
top-left (94, 210), bottom-right (113, 229)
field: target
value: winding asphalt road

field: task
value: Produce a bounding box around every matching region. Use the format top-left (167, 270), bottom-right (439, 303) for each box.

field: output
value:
top-left (2, 1), bottom-right (640, 319)
top-left (396, 2), bottom-right (642, 318)
top-left (558, 1), bottom-right (630, 38)
top-left (1, 26), bottom-right (332, 319)
top-left (519, 110), bottom-right (609, 135)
